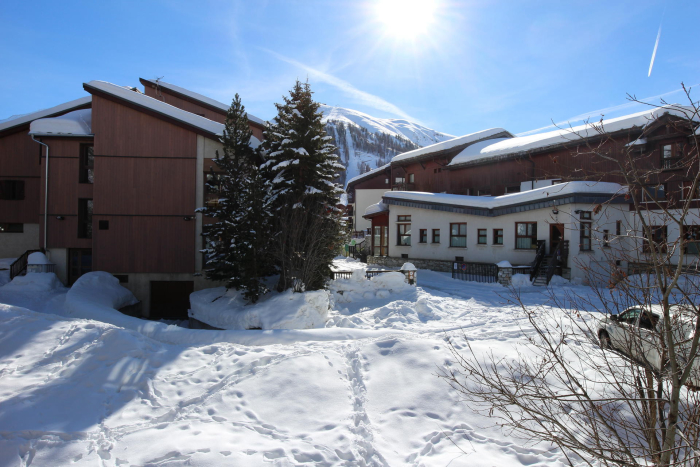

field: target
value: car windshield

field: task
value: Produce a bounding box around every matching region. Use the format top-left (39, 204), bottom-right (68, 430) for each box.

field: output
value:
top-left (639, 311), bottom-right (659, 330)
top-left (619, 309), bottom-right (641, 324)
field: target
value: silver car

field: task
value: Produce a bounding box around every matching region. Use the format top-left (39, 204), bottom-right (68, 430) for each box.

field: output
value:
top-left (597, 305), bottom-right (700, 387)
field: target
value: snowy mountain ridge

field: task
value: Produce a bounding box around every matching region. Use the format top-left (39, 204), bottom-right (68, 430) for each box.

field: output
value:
top-left (319, 105), bottom-right (454, 186)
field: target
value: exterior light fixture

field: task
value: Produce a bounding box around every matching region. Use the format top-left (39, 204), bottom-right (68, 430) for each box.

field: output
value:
top-left (552, 209), bottom-right (559, 215)
top-left (56, 216), bottom-right (65, 220)
top-left (183, 216), bottom-right (193, 221)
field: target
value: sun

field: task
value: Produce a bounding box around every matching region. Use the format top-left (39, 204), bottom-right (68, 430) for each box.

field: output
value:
top-left (375, 0), bottom-right (438, 40)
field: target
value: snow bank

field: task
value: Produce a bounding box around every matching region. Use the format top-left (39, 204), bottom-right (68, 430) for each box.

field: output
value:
top-left (2, 272), bottom-right (64, 293)
top-left (189, 287), bottom-right (330, 330)
top-left (511, 274), bottom-right (533, 288)
top-left (330, 271), bottom-right (412, 305)
top-left (29, 109), bottom-right (92, 136)
top-left (28, 252), bottom-right (52, 265)
top-left (383, 181), bottom-right (626, 210)
top-left (63, 272), bottom-right (393, 346)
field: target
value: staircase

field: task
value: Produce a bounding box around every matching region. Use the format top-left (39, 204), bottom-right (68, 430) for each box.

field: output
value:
top-left (532, 258), bottom-right (550, 286)
top-left (530, 240), bottom-right (569, 286)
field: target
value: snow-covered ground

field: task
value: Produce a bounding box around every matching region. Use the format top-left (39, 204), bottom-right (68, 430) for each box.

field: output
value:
top-left (0, 258), bottom-right (604, 466)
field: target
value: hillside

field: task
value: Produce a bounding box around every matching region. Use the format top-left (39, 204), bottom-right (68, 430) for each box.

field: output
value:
top-left (320, 105), bottom-right (454, 186)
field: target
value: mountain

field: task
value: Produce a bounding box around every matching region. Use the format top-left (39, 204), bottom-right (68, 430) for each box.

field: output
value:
top-left (319, 105), bottom-right (454, 186)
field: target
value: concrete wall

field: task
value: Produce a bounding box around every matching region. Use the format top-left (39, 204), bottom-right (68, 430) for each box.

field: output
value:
top-left (195, 135), bottom-right (225, 272)
top-left (0, 223), bottom-right (40, 259)
top-left (384, 202), bottom-right (629, 284)
top-left (46, 247), bottom-right (68, 284)
top-left (354, 189), bottom-right (389, 232)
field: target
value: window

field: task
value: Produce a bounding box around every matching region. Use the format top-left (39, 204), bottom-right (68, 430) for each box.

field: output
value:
top-left (78, 199), bottom-right (93, 239)
top-left (642, 184), bottom-right (666, 202)
top-left (98, 220), bottom-right (109, 230)
top-left (603, 230), bottom-right (610, 248)
top-left (580, 222), bottom-right (592, 251)
top-left (385, 178), bottom-right (389, 184)
top-left (450, 223), bottom-right (467, 247)
top-left (79, 145), bottom-right (94, 183)
top-left (616, 220), bottom-right (622, 236)
top-left (0, 223), bottom-right (23, 233)
top-left (662, 142), bottom-right (684, 169)
top-left (397, 215), bottom-right (411, 222)
top-left (643, 225), bottom-right (667, 253)
top-left (477, 229), bottom-right (487, 244)
top-left (493, 228), bottom-right (503, 245)
top-left (408, 173), bottom-right (415, 183)
top-left (0, 180), bottom-right (25, 200)
top-left (579, 211), bottom-right (592, 220)
top-left (682, 181), bottom-right (700, 200)
top-left (419, 229), bottom-right (427, 243)
top-left (477, 188), bottom-right (490, 196)
top-left (433, 168), bottom-right (442, 174)
top-left (432, 229), bottom-right (440, 243)
top-left (205, 171), bottom-right (223, 207)
top-left (397, 223), bottom-right (411, 246)
top-left (515, 222), bottom-right (537, 249)
top-left (395, 176), bottom-right (405, 185)
top-left (505, 185), bottom-right (520, 194)
top-left (683, 225), bottom-right (700, 254)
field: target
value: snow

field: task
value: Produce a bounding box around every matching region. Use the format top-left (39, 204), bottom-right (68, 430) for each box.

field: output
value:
top-left (401, 262), bottom-right (417, 271)
top-left (28, 108), bottom-right (92, 136)
top-left (0, 260), bottom-right (614, 466)
top-left (27, 252), bottom-right (51, 265)
top-left (496, 260), bottom-right (513, 268)
top-left (383, 181), bottom-right (626, 210)
top-left (511, 273), bottom-right (534, 287)
top-left (85, 81), bottom-right (259, 148)
top-left (0, 96), bottom-right (91, 133)
top-left (448, 104), bottom-right (697, 166)
top-left (189, 287), bottom-right (330, 330)
top-left (140, 78), bottom-right (265, 126)
top-left (364, 200), bottom-right (389, 216)
top-left (320, 104), bottom-right (454, 147)
top-left (391, 127), bottom-right (512, 163)
top-left (346, 162), bottom-right (390, 186)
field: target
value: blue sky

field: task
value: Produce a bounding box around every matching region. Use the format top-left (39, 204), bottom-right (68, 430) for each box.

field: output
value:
top-left (1, 0), bottom-right (698, 136)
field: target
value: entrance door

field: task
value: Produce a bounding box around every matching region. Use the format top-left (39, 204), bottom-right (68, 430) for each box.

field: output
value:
top-left (373, 226), bottom-right (388, 256)
top-left (150, 281), bottom-right (194, 320)
top-left (68, 248), bottom-right (92, 285)
top-left (550, 224), bottom-right (564, 255)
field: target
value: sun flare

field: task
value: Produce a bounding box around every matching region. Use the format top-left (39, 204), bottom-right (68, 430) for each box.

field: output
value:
top-left (375, 0), bottom-right (437, 39)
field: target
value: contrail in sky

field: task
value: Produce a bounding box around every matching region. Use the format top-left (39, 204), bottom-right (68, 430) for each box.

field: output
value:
top-left (648, 26), bottom-right (661, 77)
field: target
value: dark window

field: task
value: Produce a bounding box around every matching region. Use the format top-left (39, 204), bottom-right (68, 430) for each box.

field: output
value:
top-left (515, 222), bottom-right (537, 249)
top-left (397, 223), bottom-right (411, 246)
top-left (505, 185), bottom-right (520, 193)
top-left (643, 225), bottom-right (667, 253)
top-left (493, 228), bottom-right (503, 245)
top-left (0, 223), bottom-right (23, 233)
top-left (78, 199), bottom-right (93, 239)
top-left (683, 225), bottom-right (700, 255)
top-left (580, 222), bottom-right (592, 251)
top-left (401, 253), bottom-right (409, 259)
top-left (79, 145), bottom-right (94, 183)
top-left (616, 220), bottom-right (622, 236)
top-left (419, 229), bottom-right (427, 243)
top-left (603, 230), bottom-right (610, 248)
top-left (662, 142), bottom-right (684, 169)
top-left (0, 180), bottom-right (25, 200)
top-left (397, 215), bottom-right (411, 222)
top-left (579, 211), bottom-right (592, 220)
top-left (643, 184), bottom-right (666, 202)
top-left (433, 168), bottom-right (442, 174)
top-left (98, 220), bottom-right (109, 230)
top-left (450, 223), bottom-right (467, 247)
top-left (477, 188), bottom-right (490, 196)
top-left (432, 229), bottom-right (440, 243)
top-left (113, 274), bottom-right (128, 283)
top-left (477, 229), bottom-right (487, 244)
top-left (455, 256), bottom-right (464, 262)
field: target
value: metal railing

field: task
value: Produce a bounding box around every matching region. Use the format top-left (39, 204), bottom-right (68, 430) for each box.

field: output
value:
top-left (452, 262), bottom-right (498, 283)
top-left (529, 240), bottom-right (547, 281)
top-left (10, 249), bottom-right (43, 280)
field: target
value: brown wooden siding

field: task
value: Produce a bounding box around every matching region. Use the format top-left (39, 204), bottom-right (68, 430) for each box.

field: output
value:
top-left (94, 157), bottom-right (195, 215)
top-left (0, 127), bottom-right (42, 223)
top-left (92, 216), bottom-right (195, 273)
top-left (92, 95), bottom-right (197, 158)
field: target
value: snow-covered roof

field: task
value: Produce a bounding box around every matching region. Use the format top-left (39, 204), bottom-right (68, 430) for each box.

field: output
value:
top-left (383, 181), bottom-right (626, 210)
top-left (29, 109), bottom-right (92, 136)
top-left (84, 80), bottom-right (261, 147)
top-left (391, 128), bottom-right (513, 164)
top-left (0, 96), bottom-right (91, 134)
top-left (346, 163), bottom-right (390, 187)
top-left (448, 137), bottom-right (512, 166)
top-left (448, 105), bottom-right (696, 167)
top-left (364, 201), bottom-right (389, 217)
top-left (140, 78), bottom-right (265, 126)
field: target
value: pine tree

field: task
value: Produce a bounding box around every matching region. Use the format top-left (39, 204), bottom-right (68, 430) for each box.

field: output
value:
top-left (199, 94), bottom-right (271, 302)
top-left (262, 80), bottom-right (346, 291)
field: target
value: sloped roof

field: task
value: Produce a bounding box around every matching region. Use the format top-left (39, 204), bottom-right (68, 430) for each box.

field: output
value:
top-left (346, 163), bottom-right (391, 187)
top-left (84, 80), bottom-right (261, 147)
top-left (29, 109), bottom-right (92, 137)
top-left (391, 128), bottom-right (513, 164)
top-left (139, 78), bottom-right (265, 126)
top-left (0, 96), bottom-right (92, 134)
top-left (448, 105), bottom-right (698, 168)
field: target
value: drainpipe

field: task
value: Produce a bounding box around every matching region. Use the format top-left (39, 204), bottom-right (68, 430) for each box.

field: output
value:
top-left (31, 135), bottom-right (50, 253)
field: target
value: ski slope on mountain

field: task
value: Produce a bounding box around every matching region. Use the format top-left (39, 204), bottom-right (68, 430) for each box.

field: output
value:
top-left (320, 105), bottom-right (454, 186)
